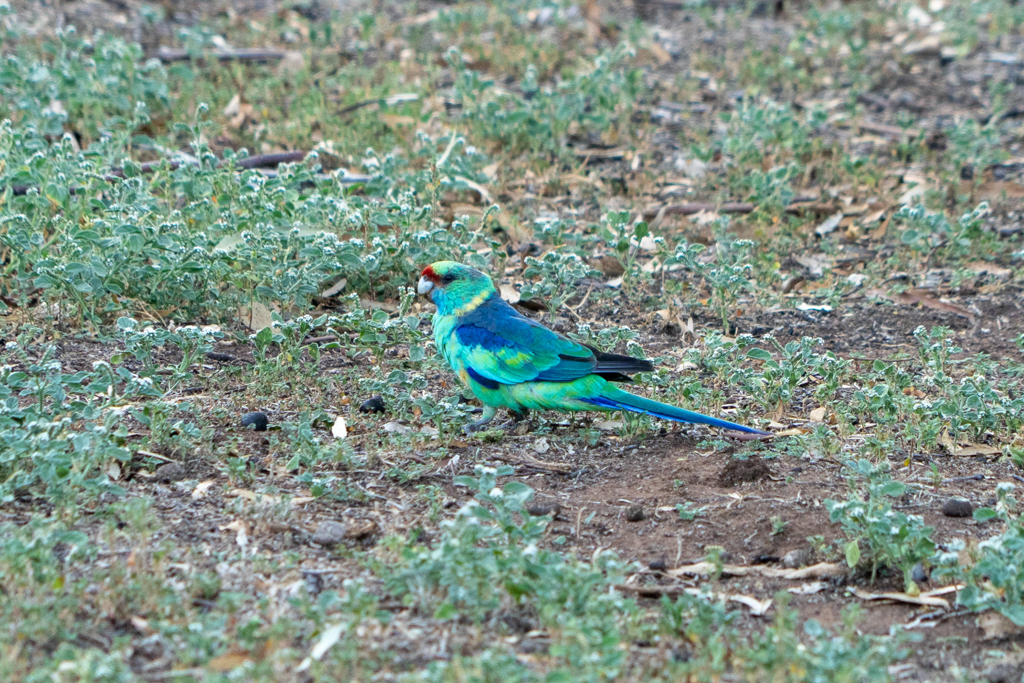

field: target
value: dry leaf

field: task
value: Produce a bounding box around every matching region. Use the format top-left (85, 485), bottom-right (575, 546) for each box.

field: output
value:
top-left (220, 520), bottom-right (249, 549)
top-left (850, 586), bottom-right (950, 608)
top-left (321, 278), bottom-right (347, 298)
top-left (980, 611), bottom-right (1024, 640)
top-left (593, 420), bottom-right (624, 431)
top-left (400, 9), bottom-right (438, 25)
top-left (331, 415), bottom-right (348, 439)
top-left (808, 407), bottom-right (827, 422)
top-left (452, 175), bottom-right (494, 204)
top-left (898, 182), bottom-right (928, 207)
top-left (730, 594), bottom-right (773, 616)
top-left (239, 302), bottom-right (274, 331)
top-left (228, 489), bottom-right (314, 507)
top-left (276, 50), bottom-right (305, 77)
top-left (963, 261), bottom-right (1012, 280)
top-left (815, 211), bottom-right (843, 236)
top-left (223, 93), bottom-right (241, 118)
top-left (951, 443), bottom-right (1001, 456)
top-left (192, 480), bottom-right (215, 499)
top-left (788, 582), bottom-right (826, 595)
top-left (296, 622), bottom-right (347, 672)
top-left (499, 283), bottom-right (521, 304)
top-left (208, 651), bottom-right (252, 672)
top-left (668, 561), bottom-right (845, 580)
top-left (380, 113), bottom-right (415, 127)
top-left (130, 616), bottom-right (152, 635)
top-left (794, 253), bottom-right (832, 278)
top-left (866, 289), bottom-right (974, 322)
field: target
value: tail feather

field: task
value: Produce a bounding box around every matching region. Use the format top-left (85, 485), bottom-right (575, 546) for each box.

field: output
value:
top-left (585, 387), bottom-right (768, 435)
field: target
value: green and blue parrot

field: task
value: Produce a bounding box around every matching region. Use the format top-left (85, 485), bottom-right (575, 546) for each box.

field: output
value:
top-left (417, 261), bottom-right (767, 436)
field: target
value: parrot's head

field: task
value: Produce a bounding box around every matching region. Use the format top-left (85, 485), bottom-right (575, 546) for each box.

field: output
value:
top-left (418, 261), bottom-right (496, 315)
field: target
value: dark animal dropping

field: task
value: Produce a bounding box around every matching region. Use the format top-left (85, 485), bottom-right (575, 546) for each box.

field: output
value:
top-left (942, 499), bottom-right (973, 518)
top-left (241, 411), bottom-right (269, 431)
top-left (359, 396), bottom-right (386, 414)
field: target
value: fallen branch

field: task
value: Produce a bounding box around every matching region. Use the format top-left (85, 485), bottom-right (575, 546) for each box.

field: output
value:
top-left (644, 194), bottom-right (827, 222)
top-left (7, 151), bottom-right (369, 196)
top-left (337, 93), bottom-right (420, 117)
top-left (153, 46), bottom-right (286, 63)
top-left (850, 585), bottom-right (961, 609)
top-left (205, 351), bottom-right (253, 365)
top-left (490, 452), bottom-right (574, 474)
top-left (666, 561), bottom-right (846, 580)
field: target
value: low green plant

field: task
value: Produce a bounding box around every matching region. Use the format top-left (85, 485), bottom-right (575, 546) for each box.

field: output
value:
top-left (669, 236), bottom-right (756, 334)
top-left (520, 250), bottom-right (597, 322)
top-left (386, 465), bottom-right (639, 678)
top-left (598, 211), bottom-right (662, 293)
top-left (0, 343), bottom-right (165, 507)
top-left (676, 502), bottom-right (706, 521)
top-left (740, 335), bottom-right (824, 413)
top-left (825, 459), bottom-right (935, 592)
top-left (934, 483), bottom-right (1024, 625)
top-left (570, 323), bottom-right (641, 355)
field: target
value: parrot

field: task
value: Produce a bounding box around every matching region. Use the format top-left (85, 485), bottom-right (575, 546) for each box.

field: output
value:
top-left (417, 260), bottom-right (767, 436)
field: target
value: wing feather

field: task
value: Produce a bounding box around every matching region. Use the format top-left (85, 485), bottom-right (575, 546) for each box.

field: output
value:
top-left (453, 295), bottom-right (651, 385)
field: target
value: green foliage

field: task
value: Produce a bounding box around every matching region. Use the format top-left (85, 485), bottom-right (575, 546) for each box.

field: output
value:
top-left (825, 460), bottom-right (935, 591)
top-left (570, 322), bottom-right (641, 355)
top-left (449, 44), bottom-right (641, 158)
top-left (738, 335), bottom-right (825, 412)
top-left (669, 235), bottom-right (755, 334)
top-left (0, 343), bottom-right (162, 507)
top-left (520, 250), bottom-right (597, 321)
top-left (893, 202), bottom-right (990, 261)
top-left (599, 211), bottom-right (662, 293)
top-left (659, 591), bottom-right (908, 681)
top-left (0, 27), bottom-right (169, 142)
top-left (387, 465), bottom-right (639, 678)
top-left (935, 483), bottom-right (1024, 626)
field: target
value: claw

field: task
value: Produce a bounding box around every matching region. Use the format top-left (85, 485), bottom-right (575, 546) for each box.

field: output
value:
top-left (463, 405), bottom-right (498, 435)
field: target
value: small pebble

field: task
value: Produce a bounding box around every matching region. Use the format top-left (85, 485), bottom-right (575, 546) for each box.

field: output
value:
top-left (312, 520), bottom-right (346, 546)
top-left (626, 505), bottom-right (645, 522)
top-left (155, 462), bottom-right (187, 482)
top-left (649, 558), bottom-right (667, 571)
top-left (526, 502), bottom-right (562, 517)
top-left (241, 411), bottom-right (269, 431)
top-left (912, 562), bottom-right (928, 584)
top-left (303, 572), bottom-right (324, 597)
top-left (942, 499), bottom-right (974, 518)
top-left (782, 548), bottom-right (809, 569)
top-left (359, 396), bottom-right (386, 414)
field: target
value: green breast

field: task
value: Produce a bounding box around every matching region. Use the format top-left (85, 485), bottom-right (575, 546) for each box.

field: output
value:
top-left (432, 313), bottom-right (459, 369)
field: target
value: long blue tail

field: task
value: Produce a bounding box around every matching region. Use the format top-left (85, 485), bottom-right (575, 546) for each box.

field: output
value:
top-left (584, 387), bottom-right (768, 435)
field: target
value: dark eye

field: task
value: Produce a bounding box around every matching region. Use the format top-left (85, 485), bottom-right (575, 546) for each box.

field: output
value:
top-left (442, 273), bottom-right (456, 283)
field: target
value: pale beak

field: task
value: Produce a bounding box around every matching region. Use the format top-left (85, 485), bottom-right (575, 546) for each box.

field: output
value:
top-left (417, 276), bottom-right (434, 296)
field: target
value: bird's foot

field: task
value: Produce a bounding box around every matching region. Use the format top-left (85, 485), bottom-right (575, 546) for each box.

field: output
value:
top-left (463, 420), bottom-right (491, 435)
top-left (497, 409), bottom-right (531, 434)
top-left (463, 406), bottom-right (498, 435)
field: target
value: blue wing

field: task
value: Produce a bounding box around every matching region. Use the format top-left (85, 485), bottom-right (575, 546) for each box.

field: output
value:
top-left (453, 295), bottom-right (651, 385)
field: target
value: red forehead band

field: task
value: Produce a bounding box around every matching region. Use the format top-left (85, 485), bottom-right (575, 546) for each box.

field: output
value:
top-left (421, 265), bottom-right (439, 282)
